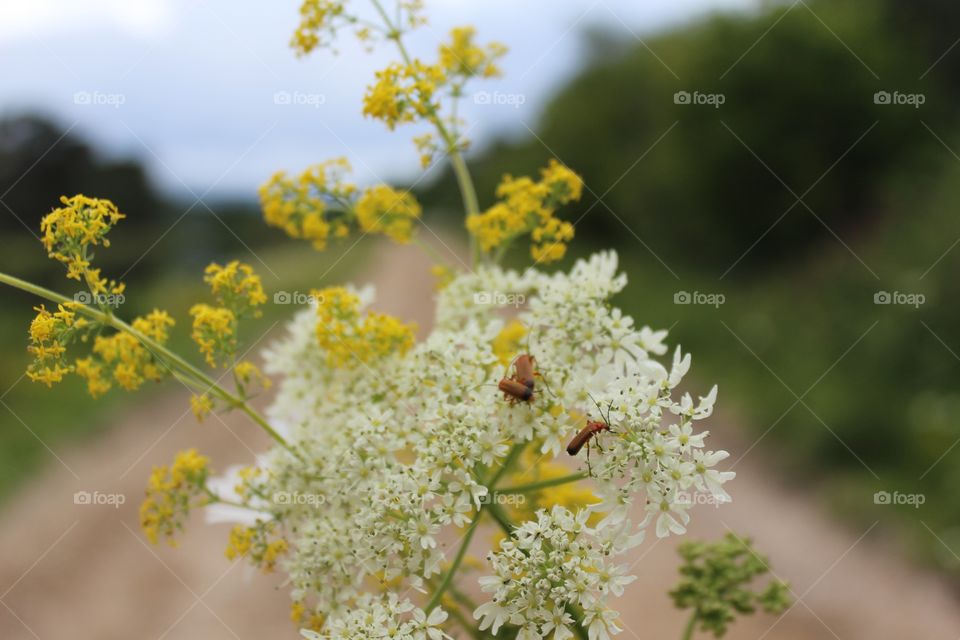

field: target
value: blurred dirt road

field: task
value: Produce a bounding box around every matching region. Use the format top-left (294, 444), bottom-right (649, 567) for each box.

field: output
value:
top-left (1, 239), bottom-right (958, 639)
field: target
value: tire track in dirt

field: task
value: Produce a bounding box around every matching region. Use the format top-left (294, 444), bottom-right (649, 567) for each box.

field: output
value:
top-left (1, 239), bottom-right (957, 639)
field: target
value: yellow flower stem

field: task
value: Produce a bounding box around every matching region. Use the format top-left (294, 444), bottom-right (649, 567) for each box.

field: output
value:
top-left (369, 0), bottom-right (483, 266)
top-left (486, 501), bottom-right (590, 640)
top-left (493, 471), bottom-right (588, 496)
top-left (0, 271), bottom-right (296, 456)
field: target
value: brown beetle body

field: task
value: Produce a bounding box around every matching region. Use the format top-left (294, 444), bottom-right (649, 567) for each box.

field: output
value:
top-left (499, 353), bottom-right (537, 403)
top-left (499, 377), bottom-right (533, 401)
top-left (566, 420), bottom-right (609, 456)
top-left (514, 354), bottom-right (536, 389)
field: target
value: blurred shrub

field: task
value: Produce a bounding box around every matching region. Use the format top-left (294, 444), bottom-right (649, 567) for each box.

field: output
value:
top-left (421, 0), bottom-right (953, 276)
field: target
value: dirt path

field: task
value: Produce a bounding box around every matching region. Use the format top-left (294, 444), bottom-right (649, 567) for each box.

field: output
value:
top-left (1, 239), bottom-right (958, 639)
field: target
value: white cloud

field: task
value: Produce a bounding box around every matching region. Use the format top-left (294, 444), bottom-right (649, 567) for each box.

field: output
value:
top-left (0, 0), bottom-right (175, 41)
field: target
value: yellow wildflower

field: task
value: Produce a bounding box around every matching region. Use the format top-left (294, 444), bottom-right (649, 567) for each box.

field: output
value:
top-left (355, 185), bottom-right (422, 243)
top-left (26, 302), bottom-right (87, 387)
top-left (314, 286), bottom-right (416, 367)
top-left (362, 61), bottom-right (446, 130)
top-left (190, 394), bottom-right (214, 422)
top-left (204, 261), bottom-right (267, 317)
top-left (467, 159), bottom-right (583, 264)
top-left (259, 158), bottom-right (356, 250)
top-left (140, 449), bottom-right (210, 545)
top-left (430, 264), bottom-right (456, 290)
top-left (290, 0), bottom-right (347, 56)
top-left (234, 360), bottom-right (271, 390)
top-left (40, 195), bottom-right (125, 295)
top-left (439, 26), bottom-right (507, 78)
top-left (226, 523), bottom-right (288, 572)
top-left (492, 320), bottom-right (527, 365)
top-left (189, 304), bottom-right (236, 367)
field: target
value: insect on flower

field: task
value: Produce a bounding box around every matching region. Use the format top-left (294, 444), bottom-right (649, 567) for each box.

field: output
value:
top-left (498, 353), bottom-right (537, 403)
top-left (566, 419), bottom-right (610, 456)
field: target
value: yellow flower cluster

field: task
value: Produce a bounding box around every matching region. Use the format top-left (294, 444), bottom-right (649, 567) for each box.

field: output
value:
top-left (73, 309), bottom-right (175, 396)
top-left (204, 261), bottom-right (267, 317)
top-left (190, 393), bottom-right (215, 422)
top-left (290, 0), bottom-right (347, 56)
top-left (234, 360), bottom-right (271, 390)
top-left (439, 27), bottom-right (506, 78)
top-left (466, 159), bottom-right (583, 263)
top-left (260, 159), bottom-right (424, 249)
top-left (26, 302), bottom-right (88, 387)
top-left (189, 304), bottom-right (236, 368)
top-left (40, 195), bottom-right (126, 296)
top-left (363, 28), bottom-right (506, 134)
top-left (291, 601), bottom-right (326, 633)
top-left (189, 261), bottom-right (266, 368)
top-left (225, 523), bottom-right (289, 572)
top-left (491, 319), bottom-right (527, 366)
top-left (355, 185), bottom-right (421, 243)
top-left (259, 158), bottom-right (356, 250)
top-left (140, 449), bottom-right (210, 545)
top-left (314, 286), bottom-right (416, 367)
top-left (363, 60), bottom-right (446, 130)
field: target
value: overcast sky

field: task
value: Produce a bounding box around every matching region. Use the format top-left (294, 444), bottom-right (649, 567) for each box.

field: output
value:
top-left (0, 0), bottom-right (756, 199)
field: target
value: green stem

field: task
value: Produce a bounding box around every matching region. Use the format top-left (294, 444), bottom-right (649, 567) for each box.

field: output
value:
top-left (425, 507), bottom-right (484, 614)
top-left (369, 0), bottom-right (483, 266)
top-left (486, 442), bottom-right (526, 488)
top-left (0, 271), bottom-right (296, 456)
top-left (681, 611), bottom-right (698, 640)
top-left (494, 472), bottom-right (587, 495)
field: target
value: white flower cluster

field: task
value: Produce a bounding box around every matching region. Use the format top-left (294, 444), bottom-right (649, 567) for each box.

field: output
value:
top-left (212, 251), bottom-right (733, 638)
top-left (301, 594), bottom-right (449, 640)
top-left (475, 506), bottom-right (642, 640)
